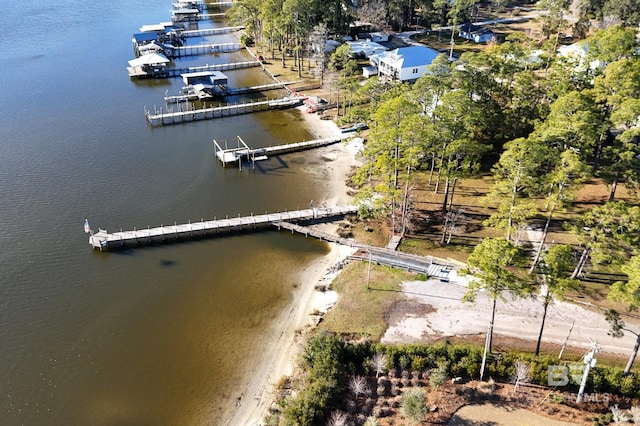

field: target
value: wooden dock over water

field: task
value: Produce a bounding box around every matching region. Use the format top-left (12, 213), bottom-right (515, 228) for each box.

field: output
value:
top-left (169, 42), bottom-right (243, 58)
top-left (271, 221), bottom-right (455, 279)
top-left (181, 26), bottom-right (244, 38)
top-left (183, 60), bottom-right (260, 73)
top-left (88, 205), bottom-right (357, 250)
top-left (164, 81), bottom-right (299, 103)
top-left (213, 135), bottom-right (344, 168)
top-left (145, 96), bottom-right (304, 125)
top-left (130, 60), bottom-right (260, 79)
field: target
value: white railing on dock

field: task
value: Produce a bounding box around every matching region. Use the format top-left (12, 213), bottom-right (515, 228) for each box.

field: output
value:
top-left (184, 60), bottom-right (260, 73)
top-left (164, 81), bottom-right (297, 104)
top-left (88, 205), bottom-right (357, 250)
top-left (181, 26), bottom-right (244, 38)
top-left (213, 135), bottom-right (345, 168)
top-left (145, 96), bottom-right (304, 125)
top-left (169, 42), bottom-right (242, 58)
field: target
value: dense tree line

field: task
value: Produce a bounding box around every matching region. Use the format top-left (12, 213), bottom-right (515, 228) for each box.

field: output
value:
top-left (346, 23), bottom-right (639, 376)
top-left (350, 25), bottom-right (639, 269)
top-left (228, 0), bottom-right (640, 56)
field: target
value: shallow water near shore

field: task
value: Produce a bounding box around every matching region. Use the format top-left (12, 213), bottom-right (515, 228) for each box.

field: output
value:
top-left (0, 1), bottom-right (333, 424)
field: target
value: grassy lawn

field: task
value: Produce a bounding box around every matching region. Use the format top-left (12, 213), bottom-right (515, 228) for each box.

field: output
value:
top-left (319, 261), bottom-right (419, 339)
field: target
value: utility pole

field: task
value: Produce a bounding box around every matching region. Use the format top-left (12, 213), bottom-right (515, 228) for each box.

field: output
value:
top-left (367, 249), bottom-right (372, 290)
top-left (480, 323), bottom-right (492, 381)
top-left (576, 339), bottom-right (600, 403)
top-left (558, 321), bottom-right (575, 359)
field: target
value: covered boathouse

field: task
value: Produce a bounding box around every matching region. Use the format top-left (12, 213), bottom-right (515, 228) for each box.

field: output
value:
top-left (127, 52), bottom-right (171, 78)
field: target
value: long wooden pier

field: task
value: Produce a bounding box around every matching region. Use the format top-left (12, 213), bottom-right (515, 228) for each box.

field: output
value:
top-left (131, 60), bottom-right (260, 79)
top-left (172, 11), bottom-right (224, 23)
top-left (213, 135), bottom-right (344, 168)
top-left (181, 26), bottom-right (244, 38)
top-left (145, 96), bottom-right (304, 125)
top-left (168, 42), bottom-right (243, 58)
top-left (164, 81), bottom-right (298, 103)
top-left (183, 60), bottom-right (260, 73)
top-left (88, 205), bottom-right (357, 250)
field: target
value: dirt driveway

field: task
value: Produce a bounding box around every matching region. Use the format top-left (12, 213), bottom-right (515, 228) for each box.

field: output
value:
top-left (381, 278), bottom-right (640, 357)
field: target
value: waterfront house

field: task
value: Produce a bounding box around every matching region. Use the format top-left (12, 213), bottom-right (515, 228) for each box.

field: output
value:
top-left (377, 45), bottom-right (441, 82)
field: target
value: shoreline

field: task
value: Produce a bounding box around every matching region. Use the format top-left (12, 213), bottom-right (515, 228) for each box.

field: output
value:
top-left (221, 107), bottom-right (362, 425)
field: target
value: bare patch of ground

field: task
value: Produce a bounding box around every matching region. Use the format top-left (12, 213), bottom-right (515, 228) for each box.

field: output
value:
top-left (382, 279), bottom-right (640, 357)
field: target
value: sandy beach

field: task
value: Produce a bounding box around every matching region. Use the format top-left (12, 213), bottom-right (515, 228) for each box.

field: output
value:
top-left (221, 107), bottom-right (362, 425)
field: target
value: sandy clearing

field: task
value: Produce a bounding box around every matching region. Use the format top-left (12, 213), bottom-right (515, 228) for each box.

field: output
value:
top-left (382, 278), bottom-right (640, 357)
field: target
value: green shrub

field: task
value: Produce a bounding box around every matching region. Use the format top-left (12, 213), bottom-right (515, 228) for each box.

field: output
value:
top-left (282, 377), bottom-right (336, 425)
top-left (240, 33), bottom-right (254, 46)
top-left (411, 356), bottom-right (428, 372)
top-left (430, 360), bottom-right (449, 390)
top-left (402, 388), bottom-right (428, 424)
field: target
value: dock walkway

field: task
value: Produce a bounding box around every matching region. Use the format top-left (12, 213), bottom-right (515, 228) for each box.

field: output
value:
top-left (89, 206), bottom-right (357, 250)
top-left (164, 81), bottom-right (298, 104)
top-left (145, 96), bottom-right (304, 125)
top-left (213, 135), bottom-right (344, 168)
top-left (271, 221), bottom-right (455, 279)
top-left (168, 42), bottom-right (243, 58)
top-left (180, 26), bottom-right (243, 38)
top-left (272, 221), bottom-right (357, 246)
top-left (129, 60), bottom-right (260, 79)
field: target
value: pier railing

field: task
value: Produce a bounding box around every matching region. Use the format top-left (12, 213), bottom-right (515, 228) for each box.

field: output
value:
top-left (180, 26), bottom-right (244, 38)
top-left (145, 96), bottom-right (304, 125)
top-left (88, 205), bottom-right (358, 250)
top-left (213, 135), bottom-right (345, 168)
top-left (169, 42), bottom-right (243, 58)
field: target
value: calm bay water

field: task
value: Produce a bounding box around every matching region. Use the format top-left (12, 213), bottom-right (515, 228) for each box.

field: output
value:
top-left (0, 1), bottom-right (330, 424)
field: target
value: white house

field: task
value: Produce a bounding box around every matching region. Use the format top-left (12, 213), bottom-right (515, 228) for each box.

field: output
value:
top-left (557, 41), bottom-right (602, 71)
top-left (377, 45), bottom-right (441, 82)
top-left (346, 40), bottom-right (388, 59)
top-left (459, 23), bottom-right (495, 43)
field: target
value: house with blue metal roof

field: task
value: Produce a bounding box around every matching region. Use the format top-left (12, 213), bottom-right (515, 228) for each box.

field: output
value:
top-left (377, 45), bottom-right (442, 82)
